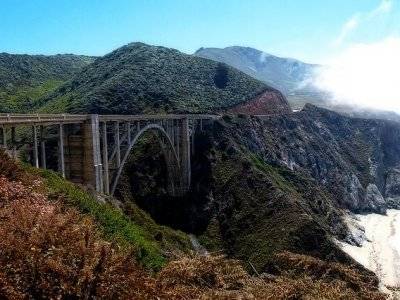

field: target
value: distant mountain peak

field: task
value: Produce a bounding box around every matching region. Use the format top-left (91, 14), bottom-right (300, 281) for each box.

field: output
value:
top-left (195, 45), bottom-right (324, 109)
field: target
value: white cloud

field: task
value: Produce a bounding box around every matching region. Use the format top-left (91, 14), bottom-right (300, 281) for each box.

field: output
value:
top-left (369, 0), bottom-right (393, 17)
top-left (314, 37), bottom-right (400, 113)
top-left (333, 15), bottom-right (361, 46)
top-left (333, 0), bottom-right (394, 46)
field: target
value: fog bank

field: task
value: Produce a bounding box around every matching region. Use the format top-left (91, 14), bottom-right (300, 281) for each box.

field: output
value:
top-left (313, 37), bottom-right (400, 114)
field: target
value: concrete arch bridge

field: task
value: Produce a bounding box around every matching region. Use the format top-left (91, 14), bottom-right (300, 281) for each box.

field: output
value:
top-left (0, 114), bottom-right (217, 196)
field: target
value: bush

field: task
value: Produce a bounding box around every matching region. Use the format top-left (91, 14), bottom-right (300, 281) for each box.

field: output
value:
top-left (0, 175), bottom-right (156, 299)
top-left (0, 150), bottom-right (35, 184)
top-left (156, 252), bottom-right (386, 299)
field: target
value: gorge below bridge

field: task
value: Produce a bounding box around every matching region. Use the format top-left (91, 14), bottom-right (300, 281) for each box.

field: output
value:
top-left (0, 114), bottom-right (218, 196)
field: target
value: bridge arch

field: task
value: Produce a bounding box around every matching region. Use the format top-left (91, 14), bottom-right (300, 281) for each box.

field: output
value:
top-left (110, 123), bottom-right (180, 195)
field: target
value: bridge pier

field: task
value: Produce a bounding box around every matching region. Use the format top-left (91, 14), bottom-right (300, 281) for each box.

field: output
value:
top-left (59, 124), bottom-right (65, 178)
top-left (102, 122), bottom-right (110, 194)
top-left (179, 117), bottom-right (191, 193)
top-left (11, 127), bottom-right (16, 159)
top-left (0, 127), bottom-right (5, 148)
top-left (32, 125), bottom-right (39, 168)
top-left (40, 126), bottom-right (46, 169)
top-left (82, 115), bottom-right (103, 192)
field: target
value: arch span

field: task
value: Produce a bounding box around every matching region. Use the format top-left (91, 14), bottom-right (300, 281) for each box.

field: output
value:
top-left (110, 124), bottom-right (180, 195)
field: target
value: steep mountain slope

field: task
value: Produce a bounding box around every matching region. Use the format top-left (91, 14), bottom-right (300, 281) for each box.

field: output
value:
top-left (195, 46), bottom-right (327, 109)
top-left (226, 105), bottom-right (400, 214)
top-left (120, 105), bottom-right (400, 277)
top-left (196, 107), bottom-right (400, 276)
top-left (38, 43), bottom-right (289, 115)
top-left (0, 53), bottom-right (95, 112)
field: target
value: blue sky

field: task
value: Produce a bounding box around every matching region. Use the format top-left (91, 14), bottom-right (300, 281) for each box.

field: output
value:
top-left (0, 0), bottom-right (399, 63)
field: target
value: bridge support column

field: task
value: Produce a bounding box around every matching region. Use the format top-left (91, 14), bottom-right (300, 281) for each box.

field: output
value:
top-left (58, 124), bottom-right (65, 178)
top-left (1, 127), bottom-right (6, 148)
top-left (40, 126), bottom-right (46, 169)
top-left (115, 122), bottom-right (121, 168)
top-left (102, 122), bottom-right (110, 194)
top-left (82, 115), bottom-right (103, 193)
top-left (179, 118), bottom-right (191, 194)
top-left (32, 126), bottom-right (39, 168)
top-left (11, 127), bottom-right (16, 159)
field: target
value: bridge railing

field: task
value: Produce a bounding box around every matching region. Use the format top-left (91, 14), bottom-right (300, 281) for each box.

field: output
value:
top-left (0, 113), bottom-right (220, 125)
top-left (0, 114), bottom-right (89, 125)
top-left (98, 114), bottom-right (220, 122)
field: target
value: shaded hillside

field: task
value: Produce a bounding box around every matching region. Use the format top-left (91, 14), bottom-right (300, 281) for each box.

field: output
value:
top-left (37, 43), bottom-right (286, 114)
top-left (0, 53), bottom-right (95, 112)
top-left (118, 105), bottom-right (400, 278)
top-left (195, 46), bottom-right (327, 109)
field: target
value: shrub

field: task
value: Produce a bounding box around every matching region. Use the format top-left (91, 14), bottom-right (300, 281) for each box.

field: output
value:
top-left (0, 149), bottom-right (35, 184)
top-left (157, 253), bottom-right (386, 300)
top-left (0, 176), bottom-right (156, 299)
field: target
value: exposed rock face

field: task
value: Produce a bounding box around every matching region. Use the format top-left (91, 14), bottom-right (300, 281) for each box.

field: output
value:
top-left (217, 105), bottom-right (400, 214)
top-left (365, 184), bottom-right (386, 214)
top-left (385, 168), bottom-right (400, 208)
top-left (227, 89), bottom-right (292, 115)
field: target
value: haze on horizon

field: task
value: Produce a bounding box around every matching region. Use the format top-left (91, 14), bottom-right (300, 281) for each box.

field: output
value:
top-left (312, 0), bottom-right (400, 114)
top-left (1, 0), bottom-right (400, 113)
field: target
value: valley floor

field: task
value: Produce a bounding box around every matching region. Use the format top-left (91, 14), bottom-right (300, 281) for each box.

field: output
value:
top-left (340, 209), bottom-right (400, 296)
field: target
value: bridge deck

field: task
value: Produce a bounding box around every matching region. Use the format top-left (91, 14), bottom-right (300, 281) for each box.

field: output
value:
top-left (0, 113), bottom-right (219, 126)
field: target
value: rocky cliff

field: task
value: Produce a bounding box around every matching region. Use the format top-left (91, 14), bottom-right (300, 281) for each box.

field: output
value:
top-left (228, 89), bottom-right (291, 115)
top-left (117, 104), bottom-right (400, 274)
top-left (114, 105), bottom-right (400, 277)
top-left (222, 104), bottom-right (400, 214)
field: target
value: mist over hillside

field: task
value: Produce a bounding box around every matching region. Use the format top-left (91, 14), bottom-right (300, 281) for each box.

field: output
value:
top-left (195, 46), bottom-right (328, 109)
top-left (195, 45), bottom-right (400, 122)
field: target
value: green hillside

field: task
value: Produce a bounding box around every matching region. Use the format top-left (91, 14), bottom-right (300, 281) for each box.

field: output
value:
top-left (0, 53), bottom-right (95, 112)
top-left (38, 43), bottom-right (269, 114)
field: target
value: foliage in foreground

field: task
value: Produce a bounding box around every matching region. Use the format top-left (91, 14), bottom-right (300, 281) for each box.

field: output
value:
top-left (158, 253), bottom-right (386, 300)
top-left (0, 177), bottom-right (386, 299)
top-left (0, 176), bottom-right (157, 299)
top-left (0, 149), bottom-right (191, 272)
top-left (35, 167), bottom-right (167, 270)
top-left (0, 151), bottom-right (386, 299)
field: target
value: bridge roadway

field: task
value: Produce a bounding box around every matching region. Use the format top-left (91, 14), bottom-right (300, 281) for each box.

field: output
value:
top-left (0, 113), bottom-right (218, 196)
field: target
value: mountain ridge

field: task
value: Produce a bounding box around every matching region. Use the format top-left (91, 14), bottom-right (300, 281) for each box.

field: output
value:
top-left (37, 42), bottom-right (290, 115)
